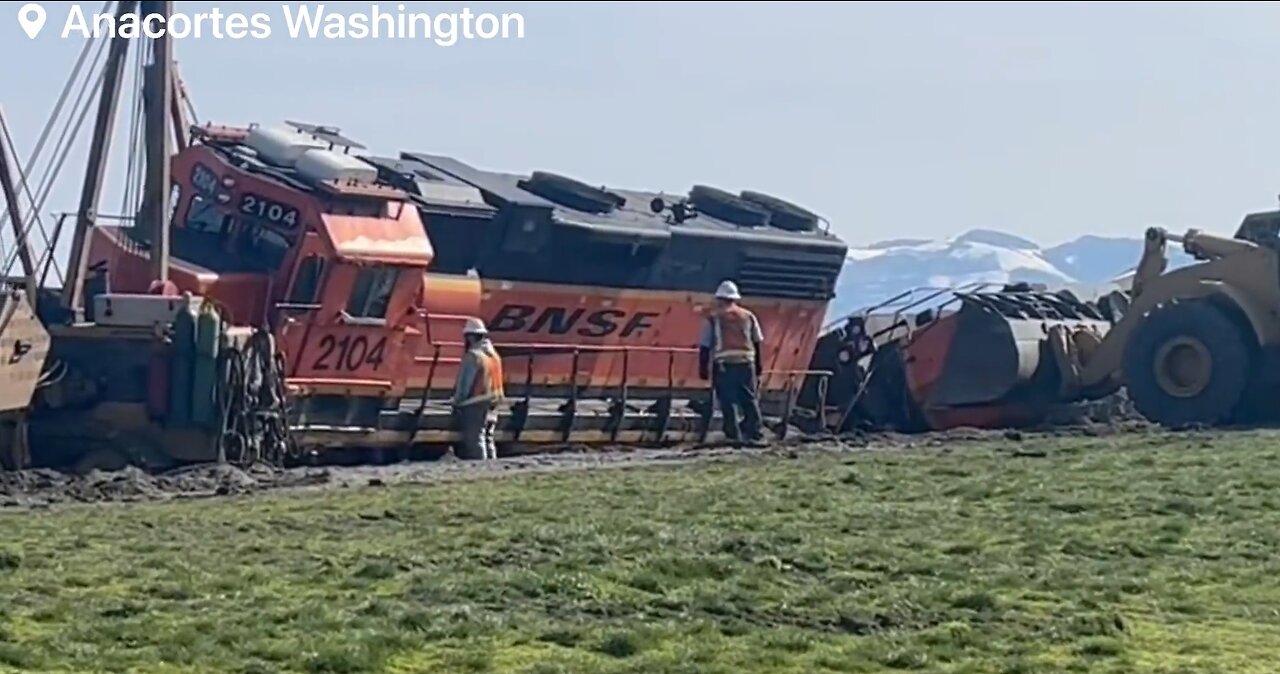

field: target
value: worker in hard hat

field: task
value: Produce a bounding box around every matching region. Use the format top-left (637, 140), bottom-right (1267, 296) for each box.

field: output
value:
top-left (451, 317), bottom-right (505, 460)
top-left (698, 280), bottom-right (767, 446)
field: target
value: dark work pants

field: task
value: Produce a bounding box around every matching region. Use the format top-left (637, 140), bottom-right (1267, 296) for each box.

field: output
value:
top-left (456, 402), bottom-right (498, 460)
top-left (713, 361), bottom-right (764, 442)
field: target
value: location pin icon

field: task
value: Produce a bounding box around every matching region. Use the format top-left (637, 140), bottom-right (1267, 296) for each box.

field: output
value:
top-left (18, 3), bottom-right (46, 39)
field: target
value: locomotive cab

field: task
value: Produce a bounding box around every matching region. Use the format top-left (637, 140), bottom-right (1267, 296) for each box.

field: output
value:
top-left (260, 202), bottom-right (436, 429)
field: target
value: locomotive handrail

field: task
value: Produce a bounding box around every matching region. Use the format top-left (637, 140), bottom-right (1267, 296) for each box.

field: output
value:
top-left (763, 368), bottom-right (833, 377)
top-left (409, 340), bottom-right (829, 385)
top-left (500, 342), bottom-right (698, 355)
top-left (877, 282), bottom-right (994, 338)
top-left (286, 377), bottom-right (394, 389)
top-left (855, 282), bottom-right (997, 348)
top-left (411, 310), bottom-right (832, 437)
top-left (821, 282), bottom-right (993, 336)
top-left (274, 302), bottom-right (323, 313)
top-left (419, 311), bottom-right (832, 362)
top-left (879, 289), bottom-right (975, 347)
top-left (821, 285), bottom-right (956, 333)
top-left (821, 287), bottom-right (916, 333)
top-left (421, 339), bottom-right (698, 356)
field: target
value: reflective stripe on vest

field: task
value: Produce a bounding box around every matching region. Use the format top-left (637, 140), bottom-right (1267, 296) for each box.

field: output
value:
top-left (711, 305), bottom-right (756, 363)
top-left (458, 347), bottom-right (506, 407)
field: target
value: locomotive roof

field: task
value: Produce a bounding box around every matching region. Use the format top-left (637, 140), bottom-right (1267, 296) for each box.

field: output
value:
top-left (381, 151), bottom-right (848, 252)
top-left (359, 155), bottom-right (498, 219)
top-left (205, 124), bottom-right (845, 254)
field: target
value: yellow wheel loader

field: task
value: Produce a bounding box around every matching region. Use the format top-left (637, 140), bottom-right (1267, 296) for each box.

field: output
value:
top-left (1055, 211), bottom-right (1280, 427)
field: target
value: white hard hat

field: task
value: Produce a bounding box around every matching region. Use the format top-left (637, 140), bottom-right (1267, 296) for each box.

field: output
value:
top-left (463, 317), bottom-right (488, 335)
top-left (715, 280), bottom-right (741, 300)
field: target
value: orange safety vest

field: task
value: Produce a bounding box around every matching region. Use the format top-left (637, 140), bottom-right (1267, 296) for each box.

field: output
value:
top-left (459, 344), bottom-right (505, 406)
top-left (710, 304), bottom-right (758, 363)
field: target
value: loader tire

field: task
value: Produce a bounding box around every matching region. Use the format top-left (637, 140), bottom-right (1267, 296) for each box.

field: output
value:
top-left (1123, 299), bottom-right (1253, 428)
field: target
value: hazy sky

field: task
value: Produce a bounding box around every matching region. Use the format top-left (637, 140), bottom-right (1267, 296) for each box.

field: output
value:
top-left (4, 0), bottom-right (1280, 260)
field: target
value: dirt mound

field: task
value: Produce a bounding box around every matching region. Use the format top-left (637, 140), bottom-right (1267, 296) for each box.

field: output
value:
top-left (0, 463), bottom-right (332, 508)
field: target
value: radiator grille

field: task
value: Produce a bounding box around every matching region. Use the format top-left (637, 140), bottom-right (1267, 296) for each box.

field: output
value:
top-left (737, 250), bottom-right (843, 300)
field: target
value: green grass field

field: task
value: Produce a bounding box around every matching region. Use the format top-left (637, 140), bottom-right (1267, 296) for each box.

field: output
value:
top-left (2, 430), bottom-right (1280, 673)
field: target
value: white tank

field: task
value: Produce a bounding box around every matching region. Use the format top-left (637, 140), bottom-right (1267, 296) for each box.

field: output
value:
top-left (294, 148), bottom-right (378, 185)
top-left (245, 126), bottom-right (326, 168)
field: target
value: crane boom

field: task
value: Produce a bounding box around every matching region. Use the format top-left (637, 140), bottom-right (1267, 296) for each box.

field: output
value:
top-left (61, 0), bottom-right (139, 317)
top-left (61, 0), bottom-right (177, 315)
top-left (143, 0), bottom-right (174, 286)
top-left (0, 107), bottom-right (36, 305)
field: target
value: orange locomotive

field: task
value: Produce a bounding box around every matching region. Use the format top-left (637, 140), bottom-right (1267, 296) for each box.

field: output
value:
top-left (82, 122), bottom-right (848, 454)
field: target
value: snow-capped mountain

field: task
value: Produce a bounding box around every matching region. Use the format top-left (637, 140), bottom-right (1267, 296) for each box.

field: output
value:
top-left (828, 228), bottom-right (1193, 320)
top-left (1042, 235), bottom-right (1172, 285)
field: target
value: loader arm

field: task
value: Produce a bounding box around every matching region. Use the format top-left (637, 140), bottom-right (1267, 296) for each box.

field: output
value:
top-left (1129, 226), bottom-right (1168, 297)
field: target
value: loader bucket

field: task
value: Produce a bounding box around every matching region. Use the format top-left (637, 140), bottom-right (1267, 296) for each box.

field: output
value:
top-left (907, 290), bottom-right (1115, 412)
top-left (0, 289), bottom-right (51, 413)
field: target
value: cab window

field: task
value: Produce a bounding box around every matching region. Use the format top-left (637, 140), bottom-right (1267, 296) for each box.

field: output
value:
top-left (346, 267), bottom-right (398, 319)
top-left (239, 225), bottom-right (291, 269)
top-left (1237, 213), bottom-right (1280, 250)
top-left (289, 256), bottom-right (325, 305)
top-left (186, 194), bottom-right (232, 234)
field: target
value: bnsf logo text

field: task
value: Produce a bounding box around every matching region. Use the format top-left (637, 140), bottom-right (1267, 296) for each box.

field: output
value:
top-left (490, 304), bottom-right (660, 338)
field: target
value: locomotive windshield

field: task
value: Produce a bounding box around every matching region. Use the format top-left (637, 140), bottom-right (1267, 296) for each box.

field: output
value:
top-left (173, 190), bottom-right (293, 272)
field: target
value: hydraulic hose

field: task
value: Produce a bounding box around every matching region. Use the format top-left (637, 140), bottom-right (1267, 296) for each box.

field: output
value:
top-left (216, 328), bottom-right (296, 466)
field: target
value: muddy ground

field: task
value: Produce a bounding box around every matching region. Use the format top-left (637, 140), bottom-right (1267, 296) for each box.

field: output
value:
top-left (0, 417), bottom-right (1166, 510)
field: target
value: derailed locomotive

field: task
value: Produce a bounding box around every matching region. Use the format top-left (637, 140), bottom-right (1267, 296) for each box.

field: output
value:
top-left (8, 115), bottom-right (1130, 471)
top-left (45, 121), bottom-right (848, 466)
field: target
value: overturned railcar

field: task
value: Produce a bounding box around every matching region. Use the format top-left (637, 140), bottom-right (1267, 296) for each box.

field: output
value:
top-left (804, 285), bottom-right (1124, 433)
